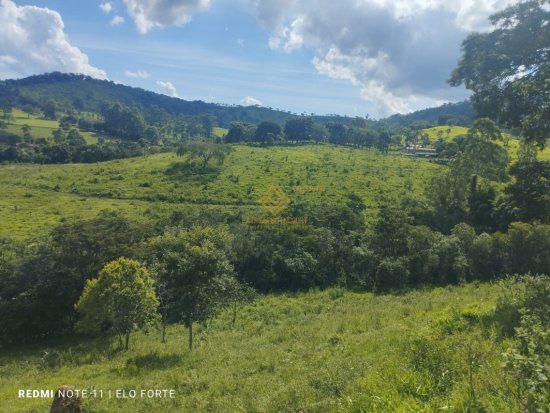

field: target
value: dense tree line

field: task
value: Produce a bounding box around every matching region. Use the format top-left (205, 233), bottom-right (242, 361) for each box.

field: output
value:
top-left (225, 117), bottom-right (395, 151)
top-left (0, 130), bottom-right (153, 164)
top-left (1, 188), bottom-right (548, 346)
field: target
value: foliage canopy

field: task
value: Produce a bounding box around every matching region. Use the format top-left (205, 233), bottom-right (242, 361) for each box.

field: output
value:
top-left (450, 0), bottom-right (550, 148)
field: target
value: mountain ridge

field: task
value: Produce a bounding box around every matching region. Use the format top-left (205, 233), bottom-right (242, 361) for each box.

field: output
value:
top-left (1, 72), bottom-right (475, 127)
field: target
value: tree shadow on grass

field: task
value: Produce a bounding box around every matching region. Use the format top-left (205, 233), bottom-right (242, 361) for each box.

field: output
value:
top-left (125, 351), bottom-right (183, 373)
top-left (0, 334), bottom-right (125, 372)
top-left (165, 161), bottom-right (220, 185)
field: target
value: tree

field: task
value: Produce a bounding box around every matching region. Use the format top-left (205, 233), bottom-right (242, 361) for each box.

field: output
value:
top-left (102, 103), bottom-right (145, 140)
top-left (449, 0), bottom-right (550, 148)
top-left (144, 125), bottom-right (160, 144)
top-left (225, 122), bottom-right (256, 143)
top-left (370, 205), bottom-right (411, 258)
top-left (426, 122), bottom-right (509, 231)
top-left (21, 124), bottom-right (31, 142)
top-left (199, 114), bottom-right (217, 139)
top-left (0, 214), bottom-right (153, 344)
top-left (176, 141), bottom-right (231, 170)
top-left (326, 122), bottom-right (347, 145)
top-left (456, 132), bottom-right (509, 186)
top-left (149, 226), bottom-right (235, 350)
top-left (75, 258), bottom-right (159, 350)
top-left (504, 160), bottom-right (550, 224)
top-left (0, 85), bottom-right (14, 121)
top-left (377, 131), bottom-right (391, 153)
top-left (224, 278), bottom-right (257, 326)
top-left (310, 123), bottom-right (329, 143)
top-left (67, 129), bottom-right (86, 146)
top-left (284, 117), bottom-right (313, 142)
top-left (52, 128), bottom-right (66, 144)
top-left (43, 100), bottom-right (58, 120)
top-left (467, 117), bottom-right (502, 142)
top-left (254, 121), bottom-right (282, 144)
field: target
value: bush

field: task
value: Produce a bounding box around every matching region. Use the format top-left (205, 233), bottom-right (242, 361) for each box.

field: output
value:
top-left (494, 275), bottom-right (550, 411)
top-left (409, 334), bottom-right (454, 395)
top-left (375, 257), bottom-right (410, 292)
top-left (502, 313), bottom-right (550, 412)
top-left (493, 275), bottom-right (550, 337)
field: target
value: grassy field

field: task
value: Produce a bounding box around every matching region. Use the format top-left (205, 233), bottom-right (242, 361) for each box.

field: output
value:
top-left (0, 282), bottom-right (516, 412)
top-left (423, 125), bottom-right (550, 161)
top-left (213, 127), bottom-right (228, 138)
top-left (0, 145), bottom-right (440, 238)
top-left (423, 126), bottom-right (469, 141)
top-left (3, 108), bottom-right (98, 144)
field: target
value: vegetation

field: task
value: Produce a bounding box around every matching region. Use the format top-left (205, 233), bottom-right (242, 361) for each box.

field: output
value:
top-left (0, 2), bottom-right (549, 411)
top-left (0, 279), bottom-right (548, 412)
top-left (0, 145), bottom-right (441, 238)
top-left (75, 258), bottom-right (159, 350)
top-left (450, 0), bottom-right (550, 149)
top-left (148, 227), bottom-right (237, 350)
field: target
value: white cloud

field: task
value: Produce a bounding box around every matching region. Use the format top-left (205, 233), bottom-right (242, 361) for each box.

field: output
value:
top-left (156, 80), bottom-right (179, 97)
top-left (240, 96), bottom-right (262, 106)
top-left (122, 0), bottom-right (211, 34)
top-left (0, 0), bottom-right (107, 80)
top-left (244, 0), bottom-right (518, 115)
top-left (99, 2), bottom-right (113, 14)
top-left (110, 15), bottom-right (125, 26)
top-left (125, 69), bottom-right (150, 78)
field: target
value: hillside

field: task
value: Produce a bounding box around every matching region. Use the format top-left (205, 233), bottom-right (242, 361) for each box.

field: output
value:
top-left (382, 101), bottom-right (476, 127)
top-left (2, 73), bottom-right (474, 128)
top-left (2, 108), bottom-right (98, 144)
top-left (2, 73), bottom-right (343, 128)
top-left (0, 283), bottom-right (520, 412)
top-left (0, 145), bottom-right (440, 238)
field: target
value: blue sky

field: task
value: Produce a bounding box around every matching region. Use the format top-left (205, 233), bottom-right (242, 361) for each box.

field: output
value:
top-left (0, 0), bottom-right (518, 118)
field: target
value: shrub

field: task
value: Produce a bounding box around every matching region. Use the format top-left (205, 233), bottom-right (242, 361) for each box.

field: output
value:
top-left (502, 313), bottom-right (550, 412)
top-left (375, 257), bottom-right (410, 292)
top-left (493, 275), bottom-right (550, 337)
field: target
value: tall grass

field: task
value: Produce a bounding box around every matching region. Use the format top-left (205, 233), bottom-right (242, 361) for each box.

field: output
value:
top-left (0, 283), bottom-right (519, 412)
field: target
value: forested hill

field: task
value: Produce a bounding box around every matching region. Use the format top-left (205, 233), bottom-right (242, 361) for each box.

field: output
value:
top-left (1, 73), bottom-right (349, 127)
top-left (380, 101), bottom-right (476, 127)
top-left (1, 72), bottom-right (475, 127)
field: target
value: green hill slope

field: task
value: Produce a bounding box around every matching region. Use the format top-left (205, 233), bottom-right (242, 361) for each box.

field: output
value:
top-left (3, 73), bottom-right (475, 128)
top-left (3, 73), bottom-right (307, 127)
top-left (2, 108), bottom-right (98, 144)
top-left (0, 145), bottom-right (440, 238)
top-left (423, 125), bottom-right (550, 161)
top-left (0, 283), bottom-right (517, 412)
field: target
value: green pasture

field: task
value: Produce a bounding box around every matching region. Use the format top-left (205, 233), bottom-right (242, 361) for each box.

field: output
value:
top-left (0, 145), bottom-right (441, 238)
top-left (3, 108), bottom-right (98, 144)
top-left (423, 126), bottom-right (469, 141)
top-left (423, 125), bottom-right (550, 160)
top-left (0, 282), bottom-right (517, 412)
top-left (212, 127), bottom-right (228, 138)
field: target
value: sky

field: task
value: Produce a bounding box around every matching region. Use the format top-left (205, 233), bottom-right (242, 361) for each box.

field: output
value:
top-left (0, 0), bottom-right (519, 118)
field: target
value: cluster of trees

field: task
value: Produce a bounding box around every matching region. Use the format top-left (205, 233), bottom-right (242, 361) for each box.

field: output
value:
top-left (225, 117), bottom-right (397, 151)
top-left (0, 101), bottom-right (215, 164)
top-left (0, 128), bottom-right (153, 164)
top-left (1, 1), bottom-right (549, 361)
top-left (0, 214), bottom-right (254, 350)
top-left (232, 201), bottom-right (550, 292)
top-left (1, 175), bottom-right (548, 348)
